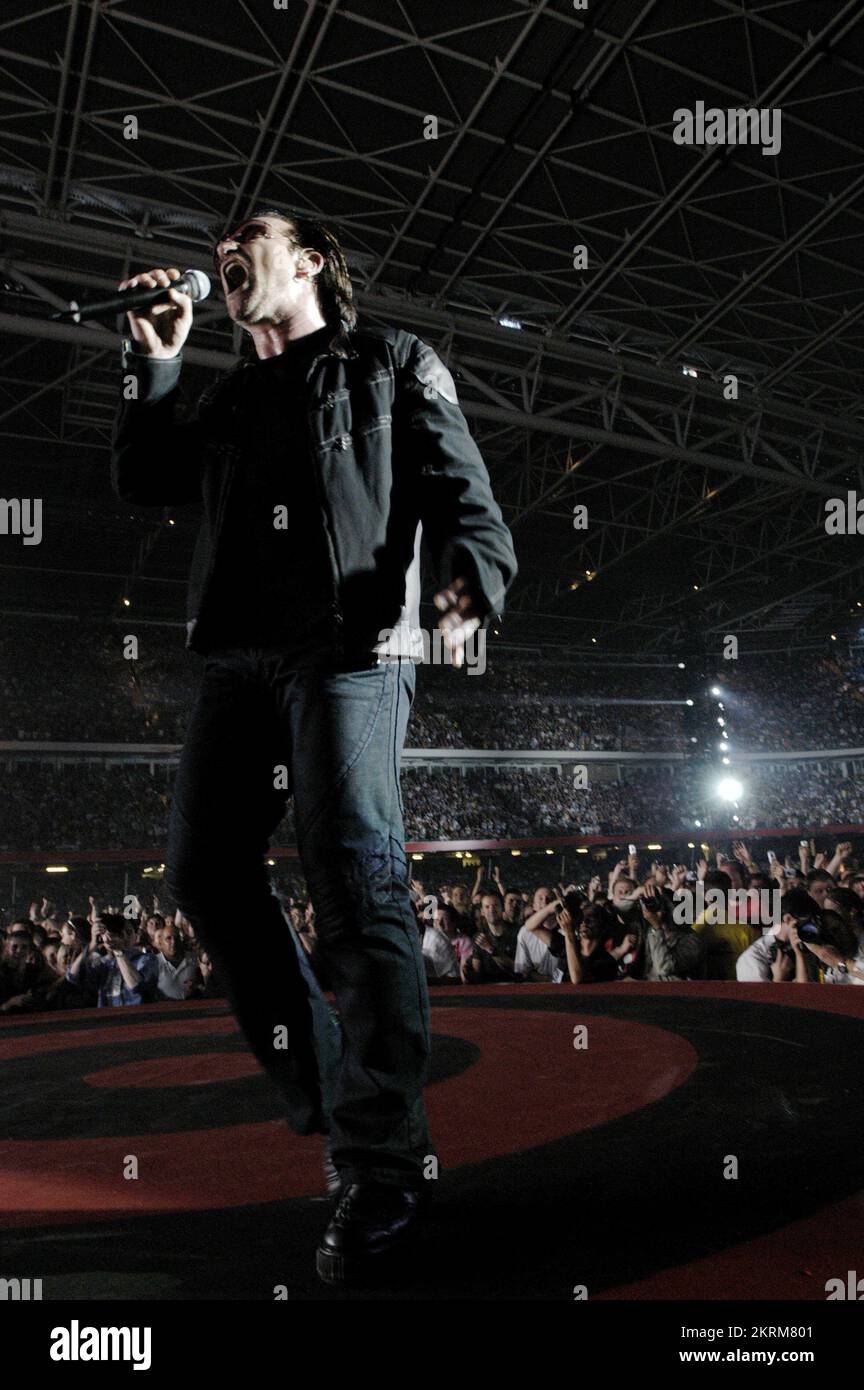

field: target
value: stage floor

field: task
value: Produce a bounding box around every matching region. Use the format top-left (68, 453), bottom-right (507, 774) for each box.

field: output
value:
top-left (1, 983), bottom-right (862, 1301)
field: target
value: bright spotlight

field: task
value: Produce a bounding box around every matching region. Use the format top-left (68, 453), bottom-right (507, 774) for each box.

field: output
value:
top-left (710, 685), bottom-right (721, 696)
top-left (717, 777), bottom-right (743, 801)
top-left (717, 716), bottom-right (725, 726)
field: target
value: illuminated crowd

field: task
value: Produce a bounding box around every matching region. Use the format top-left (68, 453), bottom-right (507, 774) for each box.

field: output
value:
top-left (3, 841), bottom-right (864, 1014)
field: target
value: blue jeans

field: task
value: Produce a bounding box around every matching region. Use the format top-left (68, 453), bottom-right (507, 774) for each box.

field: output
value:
top-left (165, 648), bottom-right (432, 1189)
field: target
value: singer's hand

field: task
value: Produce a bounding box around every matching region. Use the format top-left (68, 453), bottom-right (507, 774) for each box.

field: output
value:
top-left (433, 575), bottom-right (483, 669)
top-left (117, 266), bottom-right (193, 359)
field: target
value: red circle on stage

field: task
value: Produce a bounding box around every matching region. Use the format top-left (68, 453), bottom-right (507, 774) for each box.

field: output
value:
top-left (84, 1053), bottom-right (259, 1089)
top-left (0, 1008), bottom-right (696, 1219)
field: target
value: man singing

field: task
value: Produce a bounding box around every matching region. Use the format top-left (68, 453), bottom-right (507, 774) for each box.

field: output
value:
top-left (111, 209), bottom-right (517, 1284)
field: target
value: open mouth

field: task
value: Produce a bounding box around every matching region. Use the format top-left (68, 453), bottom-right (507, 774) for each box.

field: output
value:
top-left (222, 258), bottom-right (249, 294)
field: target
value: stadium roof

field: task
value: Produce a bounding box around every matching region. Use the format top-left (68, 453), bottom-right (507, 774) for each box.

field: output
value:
top-left (2, 0), bottom-right (864, 658)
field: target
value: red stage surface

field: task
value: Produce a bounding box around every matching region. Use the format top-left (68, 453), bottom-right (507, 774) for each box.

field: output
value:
top-left (0, 983), bottom-right (861, 1300)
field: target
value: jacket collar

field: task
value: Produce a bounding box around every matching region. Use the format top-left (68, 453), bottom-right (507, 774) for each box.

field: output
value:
top-left (237, 318), bottom-right (358, 369)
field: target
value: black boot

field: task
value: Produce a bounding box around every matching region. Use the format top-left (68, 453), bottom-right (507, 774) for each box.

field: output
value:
top-left (316, 1182), bottom-right (420, 1285)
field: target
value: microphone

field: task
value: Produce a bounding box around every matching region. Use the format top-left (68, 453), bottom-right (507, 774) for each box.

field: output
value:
top-left (50, 269), bottom-right (211, 324)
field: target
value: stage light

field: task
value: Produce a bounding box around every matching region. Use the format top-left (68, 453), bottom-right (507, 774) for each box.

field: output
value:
top-left (717, 716), bottom-right (725, 725)
top-left (591, 637), bottom-right (597, 644)
top-left (678, 662), bottom-right (686, 668)
top-left (717, 777), bottom-right (743, 801)
top-left (510, 849), bottom-right (521, 856)
top-left (576, 847), bottom-right (589, 854)
top-left (710, 685), bottom-right (721, 696)
top-left (497, 315), bottom-right (522, 330)
top-left (686, 699), bottom-right (694, 706)
top-left (646, 843), bottom-right (662, 850)
top-left (45, 865), bottom-right (68, 873)
top-left (545, 849), bottom-right (554, 855)
top-left (722, 756), bottom-right (730, 765)
top-left (411, 853), bottom-right (423, 860)
top-left (694, 819), bottom-right (702, 828)
top-left (690, 737), bottom-right (698, 743)
top-left (718, 702), bottom-right (724, 710)
top-left (266, 858), bottom-right (275, 866)
top-left (687, 842), bottom-right (695, 849)
top-left (732, 815), bottom-right (740, 823)
top-left (122, 597), bottom-right (131, 607)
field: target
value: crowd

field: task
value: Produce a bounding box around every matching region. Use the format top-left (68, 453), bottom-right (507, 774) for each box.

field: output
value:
top-left (0, 894), bottom-right (219, 1013)
top-left (347, 841), bottom-right (864, 988)
top-left (0, 764), bottom-right (172, 850)
top-left (4, 840), bottom-right (863, 1015)
top-left (401, 762), bottom-right (864, 839)
top-left (0, 619), bottom-right (193, 744)
top-left (5, 617), bottom-right (864, 756)
top-left (719, 655), bottom-right (864, 752)
top-left (3, 759), bottom-right (864, 855)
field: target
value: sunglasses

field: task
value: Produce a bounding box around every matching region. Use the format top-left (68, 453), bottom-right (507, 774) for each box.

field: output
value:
top-left (212, 221), bottom-right (294, 269)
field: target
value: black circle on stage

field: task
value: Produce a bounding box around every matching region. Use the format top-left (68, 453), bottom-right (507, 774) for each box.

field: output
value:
top-left (0, 1020), bottom-right (478, 1140)
top-left (0, 992), bottom-right (862, 1299)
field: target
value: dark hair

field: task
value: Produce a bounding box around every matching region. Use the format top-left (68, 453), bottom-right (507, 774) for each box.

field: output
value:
top-left (704, 869), bottom-right (732, 894)
top-left (807, 868), bottom-right (833, 885)
top-left (480, 890), bottom-right (503, 906)
top-left (781, 887), bottom-right (820, 921)
top-left (253, 208), bottom-right (357, 331)
top-left (824, 885), bottom-right (861, 920)
top-left (437, 902), bottom-right (462, 930)
top-left (561, 889), bottom-right (586, 919)
top-left (820, 909), bottom-right (858, 958)
top-left (579, 904), bottom-right (606, 939)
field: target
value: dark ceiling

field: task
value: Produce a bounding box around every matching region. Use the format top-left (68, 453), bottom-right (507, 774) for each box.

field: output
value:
top-left (1, 0), bottom-right (863, 660)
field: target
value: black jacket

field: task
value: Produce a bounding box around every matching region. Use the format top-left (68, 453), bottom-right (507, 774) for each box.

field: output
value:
top-left (111, 319), bottom-right (518, 658)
